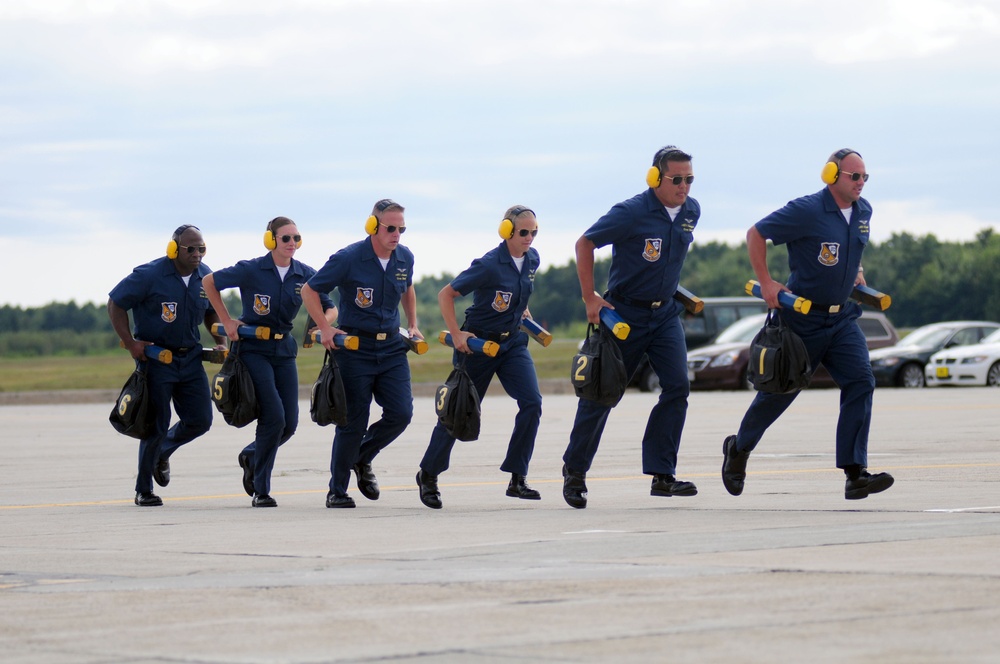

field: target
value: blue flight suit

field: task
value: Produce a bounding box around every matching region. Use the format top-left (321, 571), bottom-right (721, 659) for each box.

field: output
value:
top-left (109, 257), bottom-right (215, 495)
top-left (307, 237), bottom-right (416, 497)
top-left (734, 188), bottom-right (875, 469)
top-left (563, 188), bottom-right (700, 476)
top-left (420, 242), bottom-right (543, 477)
top-left (210, 254), bottom-right (334, 495)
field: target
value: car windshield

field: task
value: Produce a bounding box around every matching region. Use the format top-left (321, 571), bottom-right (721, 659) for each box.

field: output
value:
top-left (899, 326), bottom-right (954, 347)
top-left (714, 314), bottom-right (767, 344)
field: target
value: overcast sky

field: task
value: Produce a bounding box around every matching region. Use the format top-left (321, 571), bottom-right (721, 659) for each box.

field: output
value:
top-left (2, 0), bottom-right (998, 308)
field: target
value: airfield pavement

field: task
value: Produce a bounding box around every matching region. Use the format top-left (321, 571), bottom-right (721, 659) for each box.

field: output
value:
top-left (1, 384), bottom-right (999, 663)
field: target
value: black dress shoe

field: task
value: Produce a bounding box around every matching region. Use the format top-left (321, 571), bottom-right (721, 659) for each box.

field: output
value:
top-left (650, 474), bottom-right (698, 497)
top-left (238, 452), bottom-right (255, 497)
top-left (562, 464), bottom-right (587, 509)
top-left (353, 462), bottom-right (380, 501)
top-left (134, 491), bottom-right (163, 507)
top-left (722, 434), bottom-right (750, 496)
top-left (845, 470), bottom-right (894, 500)
top-left (416, 470), bottom-right (442, 509)
top-left (153, 456), bottom-right (170, 487)
top-left (326, 492), bottom-right (356, 508)
top-left (506, 473), bottom-right (541, 500)
top-left (252, 493), bottom-right (277, 508)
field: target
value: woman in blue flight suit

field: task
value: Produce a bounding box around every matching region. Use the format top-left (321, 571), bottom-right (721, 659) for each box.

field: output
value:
top-left (415, 205), bottom-right (543, 509)
top-left (202, 217), bottom-right (336, 507)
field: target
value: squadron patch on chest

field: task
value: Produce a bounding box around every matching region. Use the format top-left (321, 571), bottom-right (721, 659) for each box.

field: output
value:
top-left (492, 291), bottom-right (512, 312)
top-left (253, 294), bottom-right (271, 315)
top-left (642, 238), bottom-right (662, 263)
top-left (818, 242), bottom-right (840, 266)
top-left (355, 287), bottom-right (374, 308)
top-left (160, 302), bottom-right (177, 323)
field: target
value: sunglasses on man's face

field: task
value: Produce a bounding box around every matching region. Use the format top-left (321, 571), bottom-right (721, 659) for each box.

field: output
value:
top-left (840, 171), bottom-right (869, 182)
top-left (517, 228), bottom-right (538, 237)
top-left (279, 234), bottom-right (302, 244)
top-left (664, 175), bottom-right (695, 186)
top-left (179, 245), bottom-right (207, 255)
top-left (383, 225), bottom-right (406, 234)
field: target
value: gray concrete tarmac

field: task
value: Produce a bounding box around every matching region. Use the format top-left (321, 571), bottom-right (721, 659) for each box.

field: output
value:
top-left (2, 386), bottom-right (999, 663)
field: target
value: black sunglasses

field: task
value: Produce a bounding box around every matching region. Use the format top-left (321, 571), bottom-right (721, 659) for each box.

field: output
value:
top-left (840, 171), bottom-right (869, 182)
top-left (664, 175), bottom-right (695, 185)
top-left (383, 225), bottom-right (406, 234)
top-left (279, 234), bottom-right (302, 243)
top-left (179, 245), bottom-right (207, 255)
top-left (517, 229), bottom-right (538, 237)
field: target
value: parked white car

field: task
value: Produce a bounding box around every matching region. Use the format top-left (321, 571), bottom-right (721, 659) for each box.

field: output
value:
top-left (925, 328), bottom-right (1000, 387)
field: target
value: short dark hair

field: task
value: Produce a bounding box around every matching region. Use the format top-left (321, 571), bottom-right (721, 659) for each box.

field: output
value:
top-left (652, 145), bottom-right (692, 171)
top-left (372, 199), bottom-right (404, 219)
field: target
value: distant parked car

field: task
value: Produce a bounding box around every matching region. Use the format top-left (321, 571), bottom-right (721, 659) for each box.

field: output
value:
top-left (687, 310), bottom-right (899, 390)
top-left (869, 321), bottom-right (1000, 388)
top-left (925, 328), bottom-right (1000, 387)
top-left (632, 296), bottom-right (768, 392)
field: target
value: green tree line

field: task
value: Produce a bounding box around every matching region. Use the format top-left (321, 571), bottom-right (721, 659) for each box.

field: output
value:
top-left (3, 230), bottom-right (999, 357)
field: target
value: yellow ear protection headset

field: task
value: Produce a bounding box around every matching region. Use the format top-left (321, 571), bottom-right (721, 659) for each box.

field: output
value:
top-left (166, 224), bottom-right (199, 259)
top-left (263, 217), bottom-right (303, 250)
top-left (821, 148), bottom-right (860, 185)
top-left (498, 205), bottom-right (536, 239)
top-left (365, 199), bottom-right (400, 235)
top-left (645, 145), bottom-right (686, 188)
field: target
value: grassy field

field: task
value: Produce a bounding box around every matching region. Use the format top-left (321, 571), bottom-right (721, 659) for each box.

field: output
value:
top-left (0, 338), bottom-right (582, 393)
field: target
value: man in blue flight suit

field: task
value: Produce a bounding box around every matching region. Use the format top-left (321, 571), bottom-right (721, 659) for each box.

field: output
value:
top-left (722, 148), bottom-right (894, 500)
top-left (562, 146), bottom-right (701, 509)
top-left (416, 205), bottom-right (544, 509)
top-left (108, 225), bottom-right (227, 506)
top-left (302, 199), bottom-right (424, 509)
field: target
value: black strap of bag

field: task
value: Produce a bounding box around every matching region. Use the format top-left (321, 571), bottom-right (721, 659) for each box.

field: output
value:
top-left (747, 309), bottom-right (813, 394)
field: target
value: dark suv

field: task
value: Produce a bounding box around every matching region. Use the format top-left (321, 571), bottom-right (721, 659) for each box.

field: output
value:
top-left (632, 297), bottom-right (768, 392)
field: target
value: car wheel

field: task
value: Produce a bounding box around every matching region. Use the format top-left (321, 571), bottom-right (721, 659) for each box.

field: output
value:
top-left (987, 362), bottom-right (1000, 387)
top-left (898, 363), bottom-right (925, 388)
top-left (639, 366), bottom-right (660, 392)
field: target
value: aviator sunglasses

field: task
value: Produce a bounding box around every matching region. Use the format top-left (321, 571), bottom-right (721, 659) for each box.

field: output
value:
top-left (382, 225), bottom-right (406, 234)
top-left (517, 228), bottom-right (538, 237)
top-left (664, 175), bottom-right (695, 186)
top-left (279, 234), bottom-right (302, 243)
top-left (839, 171), bottom-right (869, 182)
top-left (178, 245), bottom-right (207, 254)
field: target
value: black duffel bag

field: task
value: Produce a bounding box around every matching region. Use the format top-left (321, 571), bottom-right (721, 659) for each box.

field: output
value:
top-left (311, 349), bottom-right (348, 427)
top-left (434, 355), bottom-right (481, 442)
top-left (109, 362), bottom-right (156, 440)
top-left (211, 342), bottom-right (259, 428)
top-left (746, 309), bottom-right (813, 394)
top-left (571, 322), bottom-right (627, 408)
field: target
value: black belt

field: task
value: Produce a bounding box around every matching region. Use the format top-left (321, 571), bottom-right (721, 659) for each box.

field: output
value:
top-left (467, 326), bottom-right (516, 343)
top-left (343, 327), bottom-right (393, 341)
top-left (609, 292), bottom-right (665, 310)
top-left (813, 302), bottom-right (847, 314)
top-left (163, 346), bottom-right (194, 357)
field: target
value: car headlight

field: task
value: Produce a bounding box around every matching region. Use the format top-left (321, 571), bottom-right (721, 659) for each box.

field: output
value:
top-left (961, 356), bottom-right (988, 364)
top-left (873, 357), bottom-right (900, 367)
top-left (709, 351), bottom-right (740, 368)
